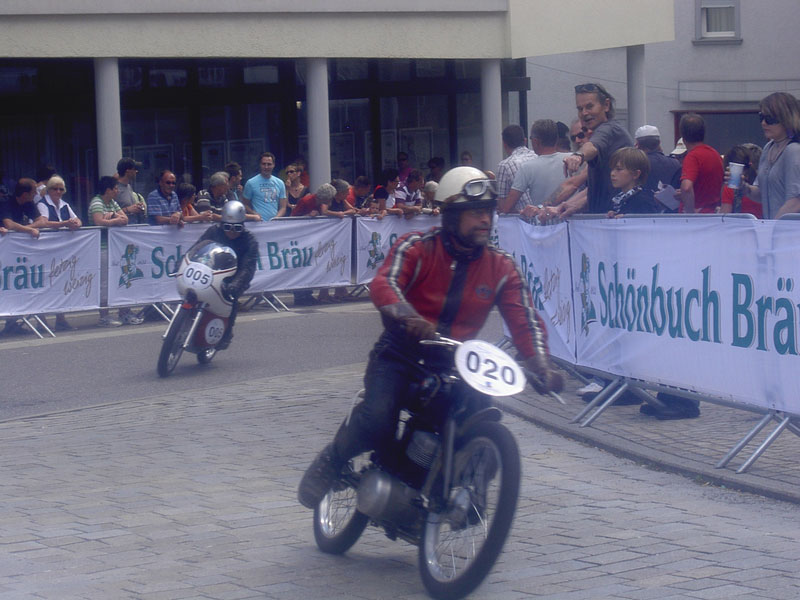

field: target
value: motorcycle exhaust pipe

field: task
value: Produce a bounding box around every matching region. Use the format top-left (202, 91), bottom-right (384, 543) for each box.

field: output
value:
top-left (357, 470), bottom-right (423, 524)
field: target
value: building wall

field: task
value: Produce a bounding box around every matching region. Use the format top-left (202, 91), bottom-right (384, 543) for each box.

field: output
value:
top-left (525, 0), bottom-right (800, 153)
top-left (0, 1), bottom-right (672, 59)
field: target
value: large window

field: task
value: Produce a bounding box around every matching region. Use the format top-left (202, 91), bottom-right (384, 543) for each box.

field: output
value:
top-left (695, 0), bottom-right (741, 43)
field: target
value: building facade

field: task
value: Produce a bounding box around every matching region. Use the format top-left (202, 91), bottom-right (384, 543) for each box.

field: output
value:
top-left (0, 1), bottom-right (673, 216)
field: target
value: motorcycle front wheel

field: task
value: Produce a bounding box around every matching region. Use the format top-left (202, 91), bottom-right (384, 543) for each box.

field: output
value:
top-left (419, 421), bottom-right (520, 600)
top-left (313, 455), bottom-right (369, 555)
top-left (197, 348), bottom-right (216, 364)
top-left (157, 308), bottom-right (191, 377)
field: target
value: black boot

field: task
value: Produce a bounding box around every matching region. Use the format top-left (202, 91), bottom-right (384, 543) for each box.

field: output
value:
top-left (297, 444), bottom-right (343, 509)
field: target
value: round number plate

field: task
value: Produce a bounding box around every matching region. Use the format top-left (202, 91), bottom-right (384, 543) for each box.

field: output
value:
top-left (204, 318), bottom-right (226, 345)
top-left (182, 262), bottom-right (213, 290)
top-left (454, 339), bottom-right (526, 397)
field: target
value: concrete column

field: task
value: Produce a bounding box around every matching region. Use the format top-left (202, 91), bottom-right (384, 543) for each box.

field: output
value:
top-left (626, 45), bottom-right (646, 133)
top-left (481, 59), bottom-right (503, 173)
top-left (94, 58), bottom-right (123, 177)
top-left (306, 58), bottom-right (331, 190)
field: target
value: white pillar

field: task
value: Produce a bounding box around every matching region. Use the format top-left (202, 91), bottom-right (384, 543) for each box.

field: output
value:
top-left (481, 59), bottom-right (503, 173)
top-left (94, 58), bottom-right (123, 177)
top-left (306, 58), bottom-right (331, 190)
top-left (626, 45), bottom-right (646, 133)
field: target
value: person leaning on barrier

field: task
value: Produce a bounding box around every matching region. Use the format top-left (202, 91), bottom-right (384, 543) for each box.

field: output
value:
top-left (0, 178), bottom-right (47, 336)
top-left (290, 183), bottom-right (337, 306)
top-left (36, 175), bottom-right (82, 331)
top-left (146, 170), bottom-right (183, 226)
top-left (195, 172), bottom-right (229, 218)
top-left (297, 165), bottom-right (563, 509)
top-left (177, 183), bottom-right (214, 224)
top-left (321, 179), bottom-right (356, 219)
top-left (607, 147), bottom-right (659, 218)
top-left (195, 200), bottom-right (259, 350)
top-left (677, 113), bottom-right (723, 214)
top-left (736, 92), bottom-right (800, 219)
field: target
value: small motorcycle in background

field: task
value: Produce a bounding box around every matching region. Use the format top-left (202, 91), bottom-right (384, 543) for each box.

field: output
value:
top-left (157, 240), bottom-right (238, 377)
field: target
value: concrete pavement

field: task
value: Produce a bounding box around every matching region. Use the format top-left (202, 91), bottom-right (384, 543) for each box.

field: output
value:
top-left (2, 357), bottom-right (800, 599)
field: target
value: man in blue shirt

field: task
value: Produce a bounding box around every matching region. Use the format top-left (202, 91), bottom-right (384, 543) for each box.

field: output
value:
top-left (146, 169), bottom-right (182, 225)
top-left (243, 152), bottom-right (287, 221)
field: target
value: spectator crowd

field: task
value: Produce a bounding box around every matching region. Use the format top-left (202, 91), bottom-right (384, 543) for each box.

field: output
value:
top-left (2, 86), bottom-right (799, 339)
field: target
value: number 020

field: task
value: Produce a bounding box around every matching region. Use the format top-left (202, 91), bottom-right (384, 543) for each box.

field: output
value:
top-left (466, 350), bottom-right (516, 385)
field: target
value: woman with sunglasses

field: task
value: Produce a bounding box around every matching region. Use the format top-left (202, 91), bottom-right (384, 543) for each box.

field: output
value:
top-left (740, 92), bottom-right (800, 219)
top-left (194, 200), bottom-right (259, 349)
top-left (284, 163), bottom-right (308, 217)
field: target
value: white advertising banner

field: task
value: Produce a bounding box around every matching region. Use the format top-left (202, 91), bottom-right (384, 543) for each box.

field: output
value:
top-left (0, 229), bottom-right (101, 316)
top-left (354, 215), bottom-right (439, 284)
top-left (108, 219), bottom-right (352, 306)
top-left (569, 217), bottom-right (800, 413)
top-left (496, 217), bottom-right (575, 363)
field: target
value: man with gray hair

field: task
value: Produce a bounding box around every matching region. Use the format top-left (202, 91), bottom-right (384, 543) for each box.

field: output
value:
top-left (195, 171), bottom-right (230, 216)
top-left (500, 119), bottom-right (570, 215)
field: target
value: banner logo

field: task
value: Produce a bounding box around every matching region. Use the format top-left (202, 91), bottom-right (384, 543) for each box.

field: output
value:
top-left (119, 244), bottom-right (145, 288)
top-left (366, 232), bottom-right (385, 270)
top-left (580, 253), bottom-right (597, 336)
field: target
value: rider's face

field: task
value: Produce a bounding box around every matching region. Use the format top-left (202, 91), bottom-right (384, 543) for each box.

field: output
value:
top-left (458, 208), bottom-right (493, 246)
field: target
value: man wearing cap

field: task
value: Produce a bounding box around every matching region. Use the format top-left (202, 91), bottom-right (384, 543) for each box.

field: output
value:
top-left (297, 165), bottom-right (563, 509)
top-left (634, 125), bottom-right (682, 211)
top-left (562, 83), bottom-right (634, 215)
top-left (115, 157), bottom-right (147, 224)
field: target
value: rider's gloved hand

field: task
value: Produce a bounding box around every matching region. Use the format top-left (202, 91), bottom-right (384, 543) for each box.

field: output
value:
top-left (402, 316), bottom-right (437, 341)
top-left (222, 281), bottom-right (236, 301)
top-left (525, 354), bottom-right (564, 395)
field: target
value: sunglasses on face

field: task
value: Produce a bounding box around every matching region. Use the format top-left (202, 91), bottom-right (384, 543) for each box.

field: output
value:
top-left (759, 112), bottom-right (780, 125)
top-left (221, 222), bottom-right (244, 232)
top-left (570, 130), bottom-right (587, 142)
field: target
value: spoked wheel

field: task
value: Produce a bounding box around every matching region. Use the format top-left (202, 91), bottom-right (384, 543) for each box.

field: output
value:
top-left (197, 348), bottom-right (217, 364)
top-left (157, 308), bottom-right (191, 377)
top-left (313, 454), bottom-right (370, 555)
top-left (419, 421), bottom-right (520, 600)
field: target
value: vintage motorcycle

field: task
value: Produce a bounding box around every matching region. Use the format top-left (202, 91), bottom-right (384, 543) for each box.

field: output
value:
top-left (156, 240), bottom-right (238, 377)
top-left (311, 336), bottom-right (535, 600)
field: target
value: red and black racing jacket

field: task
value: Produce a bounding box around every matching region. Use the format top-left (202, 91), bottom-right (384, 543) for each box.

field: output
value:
top-left (369, 227), bottom-right (549, 360)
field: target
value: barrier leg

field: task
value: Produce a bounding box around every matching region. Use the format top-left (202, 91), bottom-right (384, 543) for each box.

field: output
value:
top-left (580, 382), bottom-right (629, 428)
top-left (570, 377), bottom-right (622, 424)
top-left (736, 415), bottom-right (791, 474)
top-left (715, 411), bottom-right (774, 469)
top-left (24, 315), bottom-right (55, 339)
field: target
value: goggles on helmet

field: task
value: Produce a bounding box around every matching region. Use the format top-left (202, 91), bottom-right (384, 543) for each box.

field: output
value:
top-left (461, 178), bottom-right (498, 200)
top-left (221, 222), bottom-right (245, 232)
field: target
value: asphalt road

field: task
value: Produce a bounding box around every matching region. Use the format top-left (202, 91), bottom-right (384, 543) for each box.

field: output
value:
top-left (0, 302), bottom-right (387, 420)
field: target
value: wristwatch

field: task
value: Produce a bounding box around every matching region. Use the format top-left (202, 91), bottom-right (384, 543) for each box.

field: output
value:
top-left (572, 151), bottom-right (585, 164)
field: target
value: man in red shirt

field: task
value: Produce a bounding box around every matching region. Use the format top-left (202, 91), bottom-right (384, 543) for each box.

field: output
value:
top-left (678, 113), bottom-right (723, 213)
top-left (298, 166), bottom-right (563, 509)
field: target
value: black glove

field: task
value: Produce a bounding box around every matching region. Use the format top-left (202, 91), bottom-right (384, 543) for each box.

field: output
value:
top-left (525, 355), bottom-right (564, 395)
top-left (222, 281), bottom-right (237, 300)
top-left (402, 316), bottom-right (437, 341)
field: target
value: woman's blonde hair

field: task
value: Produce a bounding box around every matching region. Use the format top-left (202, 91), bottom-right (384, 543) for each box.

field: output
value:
top-left (46, 175), bottom-right (66, 192)
top-left (760, 92), bottom-right (800, 139)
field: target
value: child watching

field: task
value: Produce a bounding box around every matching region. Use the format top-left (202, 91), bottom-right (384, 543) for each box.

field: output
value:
top-left (607, 147), bottom-right (658, 217)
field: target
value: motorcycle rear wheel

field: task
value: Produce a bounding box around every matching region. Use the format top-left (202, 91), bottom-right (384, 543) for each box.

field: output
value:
top-left (419, 421), bottom-right (520, 600)
top-left (313, 455), bottom-right (369, 555)
top-left (157, 308), bottom-right (191, 378)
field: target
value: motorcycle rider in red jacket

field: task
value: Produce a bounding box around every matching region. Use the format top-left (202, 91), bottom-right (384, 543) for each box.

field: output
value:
top-left (298, 166), bottom-right (563, 509)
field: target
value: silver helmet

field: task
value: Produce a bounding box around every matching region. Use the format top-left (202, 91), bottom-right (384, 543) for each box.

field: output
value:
top-left (220, 200), bottom-right (246, 224)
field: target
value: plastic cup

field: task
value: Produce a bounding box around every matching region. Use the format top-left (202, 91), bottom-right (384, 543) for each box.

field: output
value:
top-left (728, 162), bottom-right (744, 189)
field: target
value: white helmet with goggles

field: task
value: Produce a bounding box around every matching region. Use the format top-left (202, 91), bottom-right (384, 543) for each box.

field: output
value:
top-left (435, 166), bottom-right (498, 213)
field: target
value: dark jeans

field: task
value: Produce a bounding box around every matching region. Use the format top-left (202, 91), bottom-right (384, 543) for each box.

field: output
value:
top-left (332, 334), bottom-right (418, 463)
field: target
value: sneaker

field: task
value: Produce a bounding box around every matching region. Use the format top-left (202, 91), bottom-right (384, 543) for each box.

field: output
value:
top-left (97, 317), bottom-right (123, 328)
top-left (576, 382), bottom-right (603, 396)
top-left (121, 312), bottom-right (144, 325)
top-left (298, 444), bottom-right (342, 509)
top-left (1, 320), bottom-right (25, 335)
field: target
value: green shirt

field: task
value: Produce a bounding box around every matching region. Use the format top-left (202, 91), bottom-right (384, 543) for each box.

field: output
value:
top-left (88, 195), bottom-right (122, 224)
